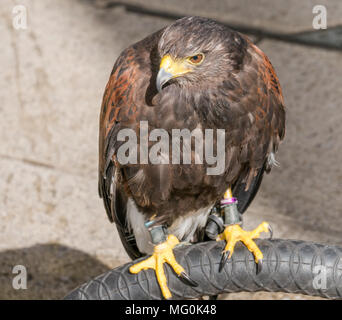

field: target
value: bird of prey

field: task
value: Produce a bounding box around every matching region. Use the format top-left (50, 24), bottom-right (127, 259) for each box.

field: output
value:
top-left (98, 16), bottom-right (285, 299)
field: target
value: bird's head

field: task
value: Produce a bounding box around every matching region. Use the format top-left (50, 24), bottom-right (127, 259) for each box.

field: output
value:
top-left (156, 16), bottom-right (247, 93)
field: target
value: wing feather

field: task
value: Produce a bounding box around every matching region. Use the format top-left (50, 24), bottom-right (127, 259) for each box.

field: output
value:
top-left (228, 38), bottom-right (285, 212)
top-left (98, 30), bottom-right (164, 258)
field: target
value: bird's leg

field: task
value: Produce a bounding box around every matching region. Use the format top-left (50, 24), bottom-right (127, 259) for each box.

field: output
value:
top-left (129, 216), bottom-right (198, 299)
top-left (217, 188), bottom-right (272, 273)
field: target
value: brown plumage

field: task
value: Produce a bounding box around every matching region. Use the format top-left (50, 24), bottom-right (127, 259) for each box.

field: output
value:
top-left (98, 16), bottom-right (285, 259)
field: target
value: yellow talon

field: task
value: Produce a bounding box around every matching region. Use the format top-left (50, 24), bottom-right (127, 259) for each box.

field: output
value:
top-left (217, 221), bottom-right (271, 264)
top-left (129, 234), bottom-right (191, 299)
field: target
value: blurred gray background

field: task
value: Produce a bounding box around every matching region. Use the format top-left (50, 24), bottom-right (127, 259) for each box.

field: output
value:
top-left (0, 0), bottom-right (341, 299)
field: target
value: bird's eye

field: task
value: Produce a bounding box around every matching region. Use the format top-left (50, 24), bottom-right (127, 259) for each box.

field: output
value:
top-left (187, 53), bottom-right (204, 65)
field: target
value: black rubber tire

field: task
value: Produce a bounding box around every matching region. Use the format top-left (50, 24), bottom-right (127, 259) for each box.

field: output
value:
top-left (64, 239), bottom-right (342, 300)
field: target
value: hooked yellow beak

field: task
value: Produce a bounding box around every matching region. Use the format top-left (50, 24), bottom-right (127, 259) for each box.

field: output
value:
top-left (156, 55), bottom-right (191, 92)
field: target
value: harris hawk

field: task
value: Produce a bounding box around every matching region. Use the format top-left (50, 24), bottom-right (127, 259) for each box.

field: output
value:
top-left (98, 16), bottom-right (285, 299)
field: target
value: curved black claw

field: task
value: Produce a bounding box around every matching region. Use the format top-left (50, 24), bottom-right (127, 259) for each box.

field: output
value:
top-left (179, 272), bottom-right (198, 287)
top-left (219, 251), bottom-right (230, 272)
top-left (256, 259), bottom-right (263, 274)
top-left (268, 224), bottom-right (273, 240)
